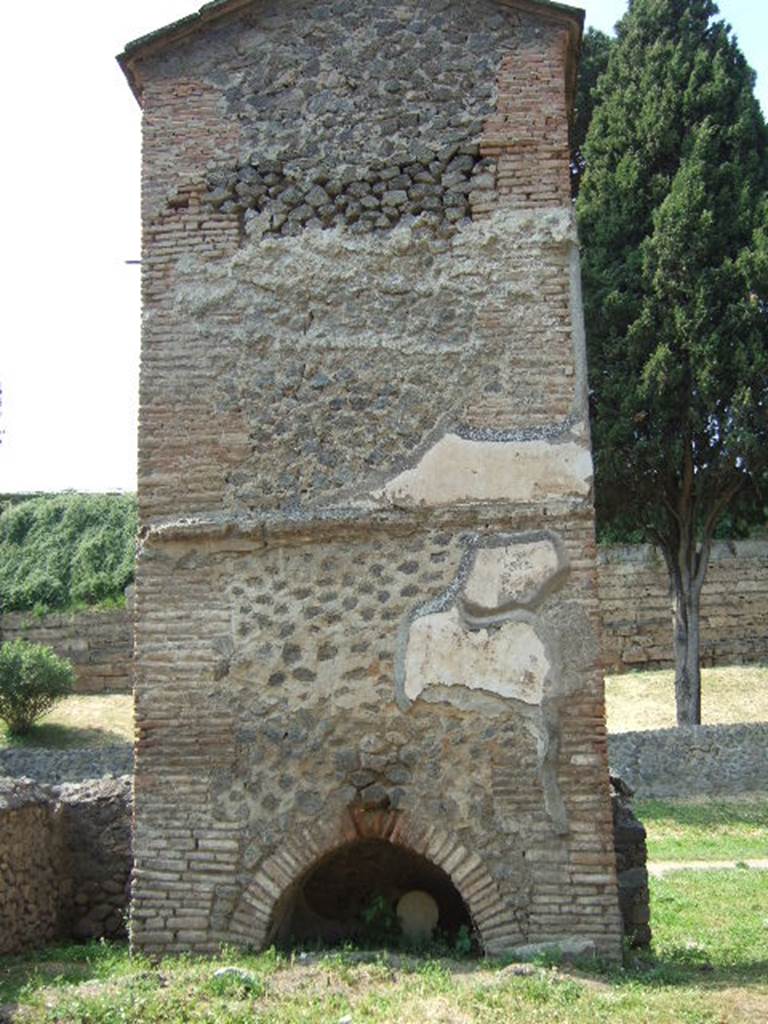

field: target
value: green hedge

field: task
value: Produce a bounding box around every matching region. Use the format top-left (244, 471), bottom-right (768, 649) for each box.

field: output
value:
top-left (0, 493), bottom-right (138, 613)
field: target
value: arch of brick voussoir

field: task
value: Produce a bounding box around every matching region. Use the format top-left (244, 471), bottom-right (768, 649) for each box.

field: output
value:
top-left (230, 806), bottom-right (520, 954)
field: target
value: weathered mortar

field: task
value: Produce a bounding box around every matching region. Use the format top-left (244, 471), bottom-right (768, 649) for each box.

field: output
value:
top-left (121, 0), bottom-right (624, 959)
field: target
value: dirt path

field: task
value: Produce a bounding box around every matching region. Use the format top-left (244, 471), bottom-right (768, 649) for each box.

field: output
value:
top-left (648, 858), bottom-right (768, 877)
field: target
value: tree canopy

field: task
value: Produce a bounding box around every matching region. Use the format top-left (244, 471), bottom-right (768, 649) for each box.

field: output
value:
top-left (577, 0), bottom-right (768, 723)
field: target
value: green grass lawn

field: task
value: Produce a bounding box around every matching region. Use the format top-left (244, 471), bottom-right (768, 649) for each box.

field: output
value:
top-left (0, 695), bottom-right (133, 750)
top-left (605, 664), bottom-right (768, 733)
top-left (1, 868), bottom-right (766, 1023)
top-left (636, 796), bottom-right (768, 862)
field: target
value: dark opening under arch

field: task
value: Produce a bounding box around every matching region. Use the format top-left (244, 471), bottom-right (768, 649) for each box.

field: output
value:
top-left (267, 837), bottom-right (475, 948)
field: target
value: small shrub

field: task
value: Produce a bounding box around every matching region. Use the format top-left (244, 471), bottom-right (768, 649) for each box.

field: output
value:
top-left (0, 639), bottom-right (75, 735)
top-left (360, 893), bottom-right (400, 946)
top-left (453, 924), bottom-right (473, 956)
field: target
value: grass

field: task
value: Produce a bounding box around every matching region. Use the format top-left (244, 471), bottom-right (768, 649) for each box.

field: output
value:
top-left (635, 795), bottom-right (768, 862)
top-left (1, 867), bottom-right (766, 1022)
top-left (0, 695), bottom-right (133, 750)
top-left (605, 664), bottom-right (768, 732)
top-left (0, 783), bottom-right (766, 1021)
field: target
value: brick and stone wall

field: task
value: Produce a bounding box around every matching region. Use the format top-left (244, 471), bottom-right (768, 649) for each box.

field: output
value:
top-left (1, 771), bottom-right (648, 956)
top-left (120, 0), bottom-right (624, 961)
top-left (5, 540), bottom-right (768, 696)
top-left (0, 776), bottom-right (132, 955)
top-left (0, 608), bottom-right (133, 694)
top-left (598, 540), bottom-right (768, 673)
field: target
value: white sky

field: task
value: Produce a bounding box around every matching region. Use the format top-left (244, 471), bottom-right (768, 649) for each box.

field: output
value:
top-left (1, 0), bottom-right (765, 494)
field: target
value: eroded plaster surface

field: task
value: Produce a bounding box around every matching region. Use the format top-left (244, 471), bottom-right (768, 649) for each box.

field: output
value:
top-left (460, 534), bottom-right (568, 620)
top-left (404, 607), bottom-right (549, 704)
top-left (375, 432), bottom-right (592, 508)
top-left (398, 530), bottom-right (568, 709)
top-left (159, 208), bottom-right (584, 515)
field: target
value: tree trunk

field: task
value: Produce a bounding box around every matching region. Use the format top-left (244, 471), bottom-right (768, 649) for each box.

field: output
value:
top-left (671, 577), bottom-right (703, 726)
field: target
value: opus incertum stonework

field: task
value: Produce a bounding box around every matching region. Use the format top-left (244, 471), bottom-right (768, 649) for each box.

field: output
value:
top-left (119, 0), bottom-right (624, 957)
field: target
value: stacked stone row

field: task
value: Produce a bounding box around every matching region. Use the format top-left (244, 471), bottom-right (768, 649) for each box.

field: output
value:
top-left (205, 143), bottom-right (496, 237)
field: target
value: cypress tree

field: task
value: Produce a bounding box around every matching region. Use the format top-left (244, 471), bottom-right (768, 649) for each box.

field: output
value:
top-left (577, 0), bottom-right (768, 724)
top-left (572, 27), bottom-right (614, 194)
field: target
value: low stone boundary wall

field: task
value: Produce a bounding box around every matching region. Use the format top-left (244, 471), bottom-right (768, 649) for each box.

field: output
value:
top-left (0, 608), bottom-right (133, 694)
top-left (599, 539), bottom-right (768, 672)
top-left (0, 746), bottom-right (133, 785)
top-left (608, 722), bottom-right (768, 798)
top-left (0, 776), bottom-right (132, 955)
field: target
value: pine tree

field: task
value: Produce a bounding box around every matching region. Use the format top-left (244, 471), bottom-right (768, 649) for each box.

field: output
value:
top-left (577, 0), bottom-right (768, 725)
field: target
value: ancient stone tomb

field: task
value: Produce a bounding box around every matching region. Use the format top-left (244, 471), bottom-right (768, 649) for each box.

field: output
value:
top-left (120, 0), bottom-right (624, 957)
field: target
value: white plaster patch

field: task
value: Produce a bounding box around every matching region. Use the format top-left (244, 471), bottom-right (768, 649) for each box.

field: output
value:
top-left (375, 434), bottom-right (592, 507)
top-left (403, 607), bottom-right (548, 704)
top-left (461, 539), bottom-right (563, 615)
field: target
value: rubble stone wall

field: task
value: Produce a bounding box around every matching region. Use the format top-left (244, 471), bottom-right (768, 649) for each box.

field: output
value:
top-left (0, 609), bottom-right (133, 694)
top-left (0, 776), bottom-right (132, 955)
top-left (610, 775), bottom-right (650, 948)
top-left (608, 723), bottom-right (768, 798)
top-left (0, 780), bottom-right (68, 955)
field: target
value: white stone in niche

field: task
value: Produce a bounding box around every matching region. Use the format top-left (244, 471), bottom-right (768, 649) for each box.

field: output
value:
top-left (403, 607), bottom-right (548, 705)
top-left (461, 538), bottom-right (563, 616)
top-left (396, 891), bottom-right (439, 941)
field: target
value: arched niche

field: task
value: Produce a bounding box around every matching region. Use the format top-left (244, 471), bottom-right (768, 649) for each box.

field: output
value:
top-left (230, 807), bottom-right (522, 955)
top-left (268, 837), bottom-right (473, 947)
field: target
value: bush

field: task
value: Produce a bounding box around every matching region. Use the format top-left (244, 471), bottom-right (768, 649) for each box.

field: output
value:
top-left (0, 639), bottom-right (75, 735)
top-left (0, 493), bottom-right (138, 613)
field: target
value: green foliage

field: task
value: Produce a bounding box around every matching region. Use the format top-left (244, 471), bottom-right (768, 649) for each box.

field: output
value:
top-left (0, 639), bottom-right (75, 735)
top-left (0, 493), bottom-right (137, 613)
top-left (453, 924), bottom-right (473, 957)
top-left (578, 0), bottom-right (768, 549)
top-left (572, 27), bottom-right (615, 194)
top-left (360, 893), bottom-right (401, 945)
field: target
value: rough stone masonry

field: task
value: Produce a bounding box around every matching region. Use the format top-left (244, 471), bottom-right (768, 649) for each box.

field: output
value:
top-left (119, 0), bottom-right (624, 958)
